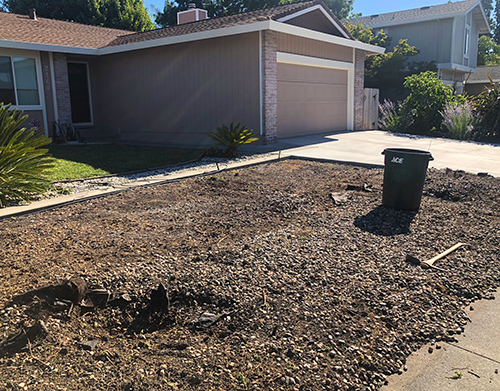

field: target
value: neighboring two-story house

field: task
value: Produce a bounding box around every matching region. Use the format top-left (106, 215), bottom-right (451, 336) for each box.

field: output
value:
top-left (348, 0), bottom-right (490, 93)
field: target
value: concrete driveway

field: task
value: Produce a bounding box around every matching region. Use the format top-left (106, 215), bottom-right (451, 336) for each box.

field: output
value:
top-left (244, 130), bottom-right (500, 177)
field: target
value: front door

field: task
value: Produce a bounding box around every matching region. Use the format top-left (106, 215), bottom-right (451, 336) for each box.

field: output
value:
top-left (67, 62), bottom-right (92, 124)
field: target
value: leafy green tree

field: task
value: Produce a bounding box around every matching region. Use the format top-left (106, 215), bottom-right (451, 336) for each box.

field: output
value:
top-left (0, 104), bottom-right (55, 207)
top-left (482, 0), bottom-right (493, 26)
top-left (364, 39), bottom-right (436, 99)
top-left (477, 35), bottom-right (500, 65)
top-left (155, 0), bottom-right (353, 27)
top-left (4, 0), bottom-right (154, 32)
top-left (492, 0), bottom-right (500, 43)
top-left (344, 22), bottom-right (391, 47)
top-left (403, 71), bottom-right (455, 133)
top-left (347, 23), bottom-right (436, 100)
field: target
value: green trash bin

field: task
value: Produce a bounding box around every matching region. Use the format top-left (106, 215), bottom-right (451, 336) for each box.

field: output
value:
top-left (382, 148), bottom-right (434, 211)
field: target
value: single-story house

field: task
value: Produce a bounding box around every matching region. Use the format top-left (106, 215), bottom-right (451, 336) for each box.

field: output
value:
top-left (0, 0), bottom-right (383, 146)
top-left (464, 64), bottom-right (500, 95)
top-left (348, 0), bottom-right (490, 94)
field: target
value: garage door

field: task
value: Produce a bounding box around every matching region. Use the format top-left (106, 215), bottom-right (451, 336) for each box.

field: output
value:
top-left (277, 63), bottom-right (348, 138)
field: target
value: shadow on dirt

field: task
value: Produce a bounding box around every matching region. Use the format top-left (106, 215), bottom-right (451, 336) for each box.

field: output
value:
top-left (354, 205), bottom-right (417, 236)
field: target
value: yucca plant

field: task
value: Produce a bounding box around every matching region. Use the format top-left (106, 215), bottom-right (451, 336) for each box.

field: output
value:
top-left (208, 123), bottom-right (258, 157)
top-left (0, 103), bottom-right (55, 207)
top-left (471, 75), bottom-right (500, 140)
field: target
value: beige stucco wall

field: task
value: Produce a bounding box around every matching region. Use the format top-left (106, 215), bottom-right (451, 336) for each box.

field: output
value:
top-left (90, 32), bottom-right (261, 147)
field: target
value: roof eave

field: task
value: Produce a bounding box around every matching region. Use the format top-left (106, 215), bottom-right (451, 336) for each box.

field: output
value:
top-left (268, 21), bottom-right (385, 54)
top-left (467, 0), bottom-right (492, 34)
top-left (350, 1), bottom-right (491, 33)
top-left (0, 19), bottom-right (385, 56)
top-left (0, 39), bottom-right (99, 54)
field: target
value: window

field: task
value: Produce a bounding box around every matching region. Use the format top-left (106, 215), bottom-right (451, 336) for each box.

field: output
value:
top-left (0, 55), bottom-right (40, 106)
top-left (464, 27), bottom-right (470, 56)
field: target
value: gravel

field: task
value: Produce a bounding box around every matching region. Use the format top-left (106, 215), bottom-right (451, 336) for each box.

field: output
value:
top-left (0, 159), bottom-right (498, 390)
top-left (49, 153), bottom-right (276, 197)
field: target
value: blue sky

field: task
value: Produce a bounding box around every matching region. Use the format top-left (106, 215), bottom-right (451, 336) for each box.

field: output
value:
top-left (144, 0), bottom-right (452, 18)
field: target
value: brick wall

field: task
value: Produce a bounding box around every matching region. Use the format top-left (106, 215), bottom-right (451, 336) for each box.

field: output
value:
top-left (53, 53), bottom-right (72, 124)
top-left (262, 31), bottom-right (278, 144)
top-left (354, 49), bottom-right (365, 130)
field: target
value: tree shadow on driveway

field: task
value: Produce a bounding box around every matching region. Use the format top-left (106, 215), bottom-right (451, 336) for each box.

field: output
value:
top-left (354, 205), bottom-right (417, 237)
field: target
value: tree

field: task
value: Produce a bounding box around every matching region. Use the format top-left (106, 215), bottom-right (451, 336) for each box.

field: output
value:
top-left (155, 0), bottom-right (353, 28)
top-left (365, 39), bottom-right (436, 99)
top-left (482, 0), bottom-right (493, 27)
top-left (346, 23), bottom-right (436, 100)
top-left (477, 35), bottom-right (500, 65)
top-left (344, 22), bottom-right (391, 48)
top-left (403, 71), bottom-right (455, 133)
top-left (4, 0), bottom-right (154, 32)
top-left (493, 0), bottom-right (500, 43)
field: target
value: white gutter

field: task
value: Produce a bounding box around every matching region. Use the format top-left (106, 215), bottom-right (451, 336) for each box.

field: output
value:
top-left (0, 39), bottom-right (98, 55)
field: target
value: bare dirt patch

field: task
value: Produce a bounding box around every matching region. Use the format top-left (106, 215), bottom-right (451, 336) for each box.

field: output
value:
top-left (0, 160), bottom-right (499, 390)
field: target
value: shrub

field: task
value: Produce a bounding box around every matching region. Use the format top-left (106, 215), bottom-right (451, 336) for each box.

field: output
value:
top-left (472, 76), bottom-right (500, 140)
top-left (378, 99), bottom-right (414, 132)
top-left (403, 71), bottom-right (455, 133)
top-left (208, 123), bottom-right (258, 156)
top-left (0, 104), bottom-right (54, 207)
top-left (440, 102), bottom-right (477, 140)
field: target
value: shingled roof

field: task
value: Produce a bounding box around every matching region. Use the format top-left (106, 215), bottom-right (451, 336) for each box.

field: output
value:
top-left (107, 0), bottom-right (352, 47)
top-left (348, 0), bottom-right (482, 28)
top-left (0, 11), bottom-right (132, 49)
top-left (0, 0), bottom-right (352, 50)
top-left (466, 65), bottom-right (500, 83)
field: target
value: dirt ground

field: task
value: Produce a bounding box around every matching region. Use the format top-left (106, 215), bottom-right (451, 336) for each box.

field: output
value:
top-left (0, 159), bottom-right (498, 391)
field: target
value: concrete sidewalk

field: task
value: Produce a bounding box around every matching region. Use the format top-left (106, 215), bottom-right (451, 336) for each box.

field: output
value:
top-left (242, 130), bottom-right (500, 177)
top-left (381, 291), bottom-right (500, 391)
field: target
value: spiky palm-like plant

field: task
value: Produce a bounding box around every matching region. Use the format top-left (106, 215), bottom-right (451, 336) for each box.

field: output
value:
top-left (208, 123), bottom-right (258, 157)
top-left (0, 104), bottom-right (55, 207)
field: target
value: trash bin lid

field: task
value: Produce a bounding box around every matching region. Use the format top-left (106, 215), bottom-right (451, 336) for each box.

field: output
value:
top-left (382, 148), bottom-right (434, 160)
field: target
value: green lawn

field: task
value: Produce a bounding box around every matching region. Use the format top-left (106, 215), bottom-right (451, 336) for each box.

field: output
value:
top-left (46, 144), bottom-right (202, 181)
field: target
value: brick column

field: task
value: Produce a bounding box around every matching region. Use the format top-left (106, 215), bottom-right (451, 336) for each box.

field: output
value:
top-left (262, 30), bottom-right (278, 144)
top-left (354, 49), bottom-right (365, 131)
top-left (53, 53), bottom-right (72, 124)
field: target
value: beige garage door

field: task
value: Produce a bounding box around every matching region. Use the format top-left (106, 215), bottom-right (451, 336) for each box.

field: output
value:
top-left (277, 63), bottom-right (348, 138)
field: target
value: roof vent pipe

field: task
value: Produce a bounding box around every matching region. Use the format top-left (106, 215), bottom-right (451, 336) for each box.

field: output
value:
top-left (29, 8), bottom-right (37, 20)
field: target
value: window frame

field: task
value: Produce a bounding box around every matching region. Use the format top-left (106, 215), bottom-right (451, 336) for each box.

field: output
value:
top-left (0, 49), bottom-right (44, 111)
